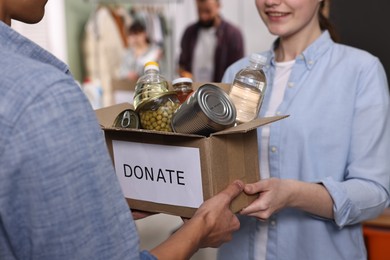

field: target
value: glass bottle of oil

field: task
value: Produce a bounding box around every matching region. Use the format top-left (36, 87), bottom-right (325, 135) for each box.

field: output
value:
top-left (228, 53), bottom-right (267, 124)
top-left (133, 61), bottom-right (169, 109)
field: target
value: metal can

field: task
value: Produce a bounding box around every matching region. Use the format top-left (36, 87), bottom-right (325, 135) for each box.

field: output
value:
top-left (171, 84), bottom-right (236, 136)
top-left (113, 109), bottom-right (140, 129)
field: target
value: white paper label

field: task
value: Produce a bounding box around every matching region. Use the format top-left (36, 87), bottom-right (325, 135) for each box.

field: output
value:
top-left (112, 140), bottom-right (204, 208)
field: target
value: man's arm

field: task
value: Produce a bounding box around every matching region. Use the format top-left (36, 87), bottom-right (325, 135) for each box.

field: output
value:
top-left (150, 180), bottom-right (244, 260)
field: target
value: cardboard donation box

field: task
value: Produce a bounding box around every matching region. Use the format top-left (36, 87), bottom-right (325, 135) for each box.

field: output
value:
top-left (96, 98), bottom-right (287, 218)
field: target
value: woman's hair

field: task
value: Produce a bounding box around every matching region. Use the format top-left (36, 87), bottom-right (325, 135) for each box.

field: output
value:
top-left (319, 0), bottom-right (340, 42)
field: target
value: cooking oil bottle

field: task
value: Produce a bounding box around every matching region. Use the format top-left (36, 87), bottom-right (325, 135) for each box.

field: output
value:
top-left (133, 61), bottom-right (169, 109)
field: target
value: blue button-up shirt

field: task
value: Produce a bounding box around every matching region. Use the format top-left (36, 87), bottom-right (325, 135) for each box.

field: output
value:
top-left (218, 31), bottom-right (390, 260)
top-left (0, 21), bottom-right (156, 260)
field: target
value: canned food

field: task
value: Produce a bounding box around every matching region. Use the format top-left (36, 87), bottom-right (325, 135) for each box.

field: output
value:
top-left (136, 91), bottom-right (180, 132)
top-left (171, 84), bottom-right (236, 136)
top-left (113, 109), bottom-right (140, 129)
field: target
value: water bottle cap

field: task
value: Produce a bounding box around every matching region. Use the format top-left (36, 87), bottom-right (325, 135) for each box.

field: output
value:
top-left (172, 77), bottom-right (193, 85)
top-left (144, 61), bottom-right (159, 72)
top-left (250, 53), bottom-right (267, 65)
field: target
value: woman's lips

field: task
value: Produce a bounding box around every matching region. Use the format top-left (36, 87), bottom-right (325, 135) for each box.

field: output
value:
top-left (266, 11), bottom-right (290, 21)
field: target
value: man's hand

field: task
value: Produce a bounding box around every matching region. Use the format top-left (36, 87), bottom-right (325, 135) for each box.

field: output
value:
top-left (150, 180), bottom-right (244, 260)
top-left (131, 210), bottom-right (157, 220)
top-left (192, 180), bottom-right (244, 248)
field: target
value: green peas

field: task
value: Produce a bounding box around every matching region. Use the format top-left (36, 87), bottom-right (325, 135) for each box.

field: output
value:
top-left (139, 96), bottom-right (180, 132)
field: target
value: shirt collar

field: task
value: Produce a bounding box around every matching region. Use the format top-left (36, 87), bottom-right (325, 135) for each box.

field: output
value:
top-left (0, 21), bottom-right (70, 75)
top-left (266, 30), bottom-right (333, 70)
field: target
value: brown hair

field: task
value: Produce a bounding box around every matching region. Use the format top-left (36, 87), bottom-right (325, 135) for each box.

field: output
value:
top-left (128, 20), bottom-right (150, 44)
top-left (319, 0), bottom-right (340, 42)
top-left (128, 21), bottom-right (146, 35)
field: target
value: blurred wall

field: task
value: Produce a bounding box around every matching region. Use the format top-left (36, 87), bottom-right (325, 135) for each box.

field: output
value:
top-left (329, 0), bottom-right (390, 87)
top-left (64, 0), bottom-right (94, 82)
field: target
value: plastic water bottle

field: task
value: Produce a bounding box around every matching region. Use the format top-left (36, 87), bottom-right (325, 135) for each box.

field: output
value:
top-left (228, 53), bottom-right (267, 124)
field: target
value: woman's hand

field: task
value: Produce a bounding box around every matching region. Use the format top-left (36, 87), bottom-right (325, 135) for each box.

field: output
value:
top-left (240, 178), bottom-right (294, 220)
top-left (240, 178), bottom-right (334, 220)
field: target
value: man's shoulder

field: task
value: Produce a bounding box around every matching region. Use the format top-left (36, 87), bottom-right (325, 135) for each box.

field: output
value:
top-left (183, 22), bottom-right (200, 34)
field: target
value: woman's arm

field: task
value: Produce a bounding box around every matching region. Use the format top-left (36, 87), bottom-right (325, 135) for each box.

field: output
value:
top-left (240, 178), bottom-right (334, 220)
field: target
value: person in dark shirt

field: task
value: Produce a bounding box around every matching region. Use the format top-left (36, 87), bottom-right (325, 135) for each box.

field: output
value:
top-left (178, 0), bottom-right (244, 82)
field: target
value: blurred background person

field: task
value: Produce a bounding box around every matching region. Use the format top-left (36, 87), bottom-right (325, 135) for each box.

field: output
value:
top-left (178, 0), bottom-right (244, 82)
top-left (118, 20), bottom-right (162, 82)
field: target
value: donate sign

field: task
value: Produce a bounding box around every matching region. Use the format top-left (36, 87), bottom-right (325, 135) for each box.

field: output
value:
top-left (112, 140), bottom-right (204, 208)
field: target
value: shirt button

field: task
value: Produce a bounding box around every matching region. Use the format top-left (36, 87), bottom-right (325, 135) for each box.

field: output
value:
top-left (276, 111), bottom-right (281, 115)
top-left (287, 82), bottom-right (294, 88)
top-left (270, 220), bottom-right (276, 226)
top-left (308, 60), bottom-right (314, 65)
top-left (271, 146), bottom-right (277, 153)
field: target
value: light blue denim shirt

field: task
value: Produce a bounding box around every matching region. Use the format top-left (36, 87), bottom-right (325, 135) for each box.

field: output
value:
top-left (0, 21), bottom-right (156, 260)
top-left (218, 31), bottom-right (390, 260)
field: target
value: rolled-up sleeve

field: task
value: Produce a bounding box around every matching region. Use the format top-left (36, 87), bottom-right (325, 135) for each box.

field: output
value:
top-left (323, 57), bottom-right (390, 227)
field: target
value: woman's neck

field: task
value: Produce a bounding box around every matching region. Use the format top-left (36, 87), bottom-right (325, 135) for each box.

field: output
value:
top-left (275, 22), bottom-right (322, 62)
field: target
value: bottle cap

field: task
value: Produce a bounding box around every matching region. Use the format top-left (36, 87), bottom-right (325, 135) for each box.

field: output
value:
top-left (144, 61), bottom-right (159, 72)
top-left (250, 53), bottom-right (267, 65)
top-left (172, 77), bottom-right (193, 85)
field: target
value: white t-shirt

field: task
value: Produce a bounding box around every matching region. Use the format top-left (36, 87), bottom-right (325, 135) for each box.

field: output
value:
top-left (192, 27), bottom-right (217, 82)
top-left (255, 59), bottom-right (295, 260)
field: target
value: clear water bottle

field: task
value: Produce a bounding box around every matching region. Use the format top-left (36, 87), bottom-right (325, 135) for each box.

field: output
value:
top-left (228, 53), bottom-right (267, 124)
top-left (133, 61), bottom-right (169, 109)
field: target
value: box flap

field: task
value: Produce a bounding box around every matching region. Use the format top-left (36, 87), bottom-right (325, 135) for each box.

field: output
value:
top-left (95, 103), bottom-right (134, 128)
top-left (211, 115), bottom-right (289, 136)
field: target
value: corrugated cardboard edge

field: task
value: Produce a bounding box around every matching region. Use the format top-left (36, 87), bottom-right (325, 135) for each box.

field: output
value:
top-left (208, 130), bottom-right (260, 215)
top-left (95, 103), bottom-right (133, 128)
top-left (212, 115), bottom-right (289, 135)
top-left (125, 199), bottom-right (197, 218)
